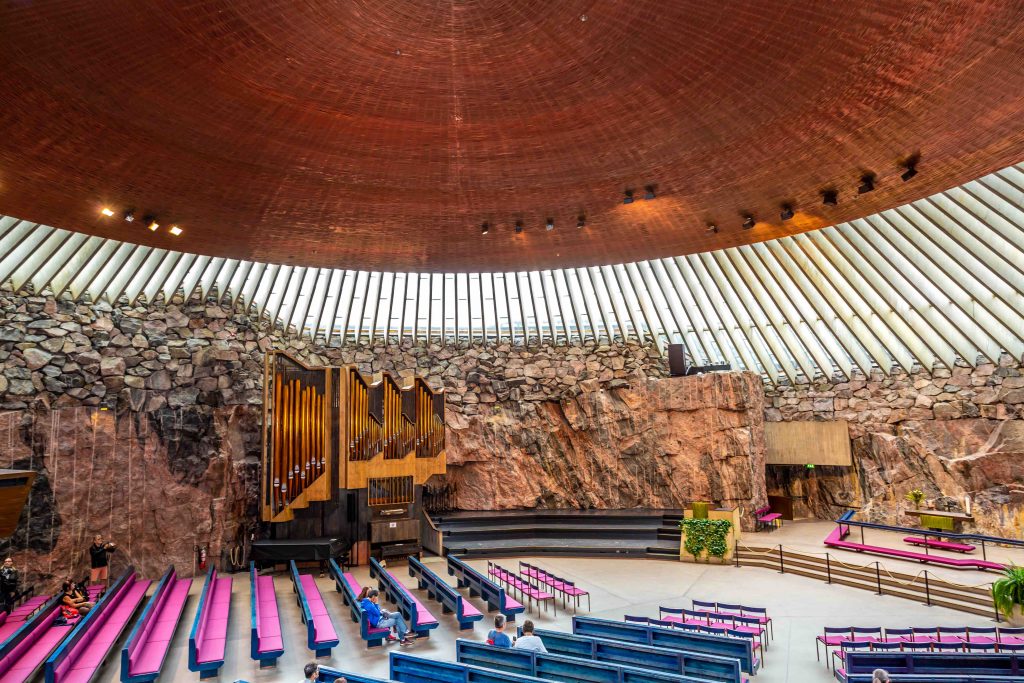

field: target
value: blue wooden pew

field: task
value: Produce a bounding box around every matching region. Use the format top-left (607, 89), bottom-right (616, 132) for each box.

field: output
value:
top-left (532, 628), bottom-right (743, 683)
top-left (572, 616), bottom-right (756, 675)
top-left (290, 561), bottom-right (339, 657)
top-left (447, 555), bottom-right (525, 621)
top-left (369, 557), bottom-right (439, 638)
top-left (839, 651), bottom-right (1021, 682)
top-left (391, 651), bottom-right (546, 683)
top-left (409, 555), bottom-right (484, 630)
top-left (328, 559), bottom-right (392, 648)
top-left (318, 666), bottom-right (389, 683)
top-left (456, 639), bottom-right (712, 683)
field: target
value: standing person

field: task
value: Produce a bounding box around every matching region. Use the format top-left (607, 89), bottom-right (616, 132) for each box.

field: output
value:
top-left (487, 614), bottom-right (512, 647)
top-left (513, 619), bottom-right (547, 652)
top-left (357, 587), bottom-right (413, 645)
top-left (0, 557), bottom-right (19, 613)
top-left (88, 534), bottom-right (117, 586)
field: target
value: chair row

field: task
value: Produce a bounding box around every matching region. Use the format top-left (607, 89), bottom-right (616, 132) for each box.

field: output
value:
top-left (121, 565), bottom-right (191, 683)
top-left (329, 559), bottom-right (392, 648)
top-left (408, 555), bottom-right (483, 630)
top-left (690, 600), bottom-right (772, 639)
top-left (518, 562), bottom-right (591, 612)
top-left (532, 627), bottom-right (745, 683)
top-left (573, 615), bottom-right (758, 675)
top-left (290, 561), bottom-right (339, 657)
top-left (447, 555), bottom-right (525, 621)
top-left (625, 615), bottom-right (764, 661)
top-left (47, 567), bottom-right (152, 683)
top-left (837, 650), bottom-right (1023, 682)
top-left (660, 606), bottom-right (772, 644)
top-left (830, 639), bottom-right (1024, 670)
top-left (369, 557), bottom-right (439, 638)
top-left (816, 626), bottom-right (1024, 668)
top-left (487, 562), bottom-right (556, 615)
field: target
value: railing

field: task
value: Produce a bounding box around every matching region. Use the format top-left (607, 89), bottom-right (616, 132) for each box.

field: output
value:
top-left (734, 541), bottom-right (999, 620)
top-left (836, 514), bottom-right (1024, 561)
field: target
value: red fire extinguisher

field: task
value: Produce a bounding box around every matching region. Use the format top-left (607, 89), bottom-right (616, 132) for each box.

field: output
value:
top-left (197, 545), bottom-right (208, 571)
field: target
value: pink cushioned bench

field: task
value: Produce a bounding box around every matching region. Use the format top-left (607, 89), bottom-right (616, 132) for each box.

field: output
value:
top-left (121, 566), bottom-right (191, 683)
top-left (903, 537), bottom-right (976, 553)
top-left (384, 568), bottom-right (438, 636)
top-left (290, 561), bottom-right (339, 657)
top-left (46, 568), bottom-right (152, 683)
top-left (188, 568), bottom-right (232, 679)
top-left (330, 565), bottom-right (390, 647)
top-left (824, 526), bottom-right (1003, 571)
top-left (0, 594), bottom-right (49, 643)
top-left (755, 506), bottom-right (782, 531)
top-left (249, 562), bottom-right (283, 668)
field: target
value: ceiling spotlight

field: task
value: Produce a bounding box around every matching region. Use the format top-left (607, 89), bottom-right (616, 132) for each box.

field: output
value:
top-left (514, 220), bottom-right (523, 234)
top-left (706, 223), bottom-right (719, 234)
top-left (144, 215), bottom-right (159, 231)
top-left (644, 185), bottom-right (656, 200)
top-left (123, 210), bottom-right (135, 223)
top-left (545, 218), bottom-right (554, 231)
top-left (742, 215), bottom-right (755, 230)
top-left (858, 173), bottom-right (876, 194)
top-left (780, 204), bottom-right (794, 221)
top-left (169, 225), bottom-right (183, 236)
top-left (622, 189), bottom-right (634, 205)
top-left (100, 207), bottom-right (114, 217)
top-left (900, 166), bottom-right (918, 182)
top-left (481, 222), bottom-right (489, 235)
top-left (821, 189), bottom-right (838, 206)
top-left (576, 215), bottom-right (586, 229)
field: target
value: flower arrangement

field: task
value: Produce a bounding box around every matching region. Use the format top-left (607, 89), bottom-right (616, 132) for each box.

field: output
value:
top-left (905, 489), bottom-right (925, 509)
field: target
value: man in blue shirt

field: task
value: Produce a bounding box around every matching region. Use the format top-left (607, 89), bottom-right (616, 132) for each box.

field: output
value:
top-left (359, 587), bottom-right (413, 645)
top-left (487, 614), bottom-right (512, 647)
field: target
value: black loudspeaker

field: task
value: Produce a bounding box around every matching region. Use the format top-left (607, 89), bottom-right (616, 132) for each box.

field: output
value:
top-left (668, 344), bottom-right (686, 376)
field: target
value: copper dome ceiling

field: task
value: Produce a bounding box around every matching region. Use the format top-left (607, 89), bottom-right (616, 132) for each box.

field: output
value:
top-left (1, 1), bottom-right (1023, 272)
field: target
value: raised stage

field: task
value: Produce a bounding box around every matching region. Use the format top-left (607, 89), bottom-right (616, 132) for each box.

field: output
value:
top-left (434, 509), bottom-right (684, 558)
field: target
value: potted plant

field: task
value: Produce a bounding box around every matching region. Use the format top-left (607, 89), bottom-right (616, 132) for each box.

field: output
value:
top-left (905, 489), bottom-right (925, 509)
top-left (992, 566), bottom-right (1024, 625)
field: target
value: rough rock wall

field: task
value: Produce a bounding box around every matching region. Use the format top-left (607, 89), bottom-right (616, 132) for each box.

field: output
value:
top-left (764, 357), bottom-right (1024, 536)
top-left (0, 287), bottom-right (768, 588)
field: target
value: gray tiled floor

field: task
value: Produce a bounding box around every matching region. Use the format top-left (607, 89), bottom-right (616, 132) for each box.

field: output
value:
top-left (89, 554), bottom-right (996, 683)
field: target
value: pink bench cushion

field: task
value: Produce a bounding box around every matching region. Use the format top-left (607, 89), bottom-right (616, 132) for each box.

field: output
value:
top-left (342, 573), bottom-right (388, 635)
top-left (255, 575), bottom-right (283, 654)
top-left (0, 595), bottom-right (50, 643)
top-left (385, 571), bottom-right (437, 626)
top-left (130, 577), bottom-right (191, 675)
top-left (59, 578), bottom-right (152, 683)
top-left (459, 598), bottom-right (482, 618)
top-left (904, 537), bottom-right (976, 552)
top-left (504, 595), bottom-right (524, 611)
top-left (197, 576), bottom-right (232, 664)
top-left (759, 513), bottom-right (781, 521)
top-left (299, 575), bottom-right (338, 645)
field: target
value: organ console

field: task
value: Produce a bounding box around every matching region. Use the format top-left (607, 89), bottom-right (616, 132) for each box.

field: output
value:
top-left (260, 351), bottom-right (445, 562)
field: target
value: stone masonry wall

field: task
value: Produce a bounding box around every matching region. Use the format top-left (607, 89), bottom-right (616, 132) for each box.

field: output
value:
top-left (0, 285), bottom-right (767, 589)
top-left (763, 357), bottom-right (1024, 536)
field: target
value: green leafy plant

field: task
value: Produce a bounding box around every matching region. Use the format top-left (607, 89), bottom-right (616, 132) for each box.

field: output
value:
top-left (691, 501), bottom-right (710, 520)
top-left (905, 489), bottom-right (925, 509)
top-left (679, 518), bottom-right (733, 562)
top-left (992, 566), bottom-right (1024, 621)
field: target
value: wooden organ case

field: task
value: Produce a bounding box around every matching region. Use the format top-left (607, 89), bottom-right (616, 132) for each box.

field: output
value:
top-left (261, 352), bottom-right (445, 563)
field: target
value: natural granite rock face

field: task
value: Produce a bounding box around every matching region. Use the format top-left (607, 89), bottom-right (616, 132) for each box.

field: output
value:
top-left (764, 357), bottom-right (1024, 535)
top-left (446, 371), bottom-right (767, 520)
top-left (0, 285), bottom-right (769, 589)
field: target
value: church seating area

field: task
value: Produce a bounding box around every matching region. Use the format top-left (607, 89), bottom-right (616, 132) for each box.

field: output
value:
top-left (249, 562), bottom-right (284, 668)
top-left (120, 565), bottom-right (190, 683)
top-left (518, 562), bottom-right (591, 612)
top-left (487, 562), bottom-right (557, 615)
top-left (289, 561), bottom-right (339, 657)
top-left (329, 560), bottom-right (392, 648)
top-left (447, 555), bottom-right (526, 621)
top-left (369, 558), bottom-right (439, 638)
top-left (836, 651), bottom-right (1024, 682)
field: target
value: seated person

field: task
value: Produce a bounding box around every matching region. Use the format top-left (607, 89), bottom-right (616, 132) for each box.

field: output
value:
top-left (513, 619), bottom-right (547, 652)
top-left (358, 587), bottom-right (413, 645)
top-left (487, 614), bottom-right (512, 648)
top-left (61, 580), bottom-right (94, 617)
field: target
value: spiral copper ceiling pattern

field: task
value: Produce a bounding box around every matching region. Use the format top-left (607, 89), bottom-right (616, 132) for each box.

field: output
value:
top-left (0, 1), bottom-right (1022, 271)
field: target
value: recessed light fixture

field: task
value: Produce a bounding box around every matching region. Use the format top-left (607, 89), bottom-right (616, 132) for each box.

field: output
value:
top-left (742, 215), bottom-right (755, 230)
top-left (123, 210), bottom-right (135, 223)
top-left (576, 215), bottom-right (586, 229)
top-left (821, 189), bottom-right (838, 206)
top-left (706, 223), bottom-right (719, 234)
top-left (858, 173), bottom-right (876, 194)
top-left (144, 216), bottom-right (159, 231)
top-left (481, 222), bottom-right (489, 235)
top-left (100, 207), bottom-right (114, 217)
top-left (545, 218), bottom-right (554, 231)
top-left (644, 185), bottom-right (656, 200)
top-left (780, 204), bottom-right (794, 221)
top-left (622, 189), bottom-right (635, 205)
top-left (169, 225), bottom-right (182, 236)
top-left (514, 220), bottom-right (523, 234)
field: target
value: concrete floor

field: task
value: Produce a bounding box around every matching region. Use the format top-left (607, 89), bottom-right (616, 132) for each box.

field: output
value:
top-left (86, 553), bottom-right (998, 683)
